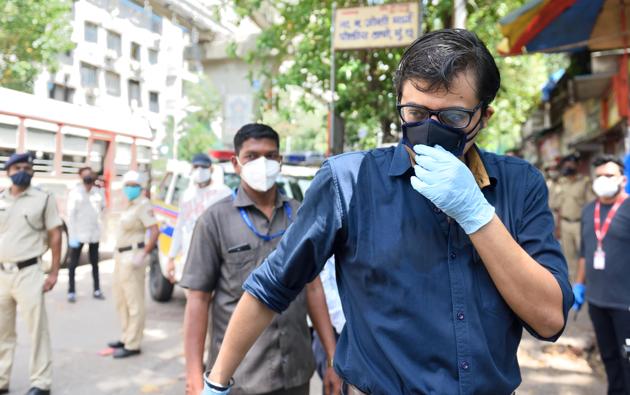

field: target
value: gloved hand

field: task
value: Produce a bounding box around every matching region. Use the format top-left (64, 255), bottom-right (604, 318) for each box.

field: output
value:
top-left (572, 283), bottom-right (586, 311)
top-left (201, 376), bottom-right (231, 395)
top-left (69, 238), bottom-right (81, 249)
top-left (411, 145), bottom-right (495, 234)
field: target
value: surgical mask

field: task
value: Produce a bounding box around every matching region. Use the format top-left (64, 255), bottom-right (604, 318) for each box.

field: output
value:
top-left (239, 157), bottom-right (281, 192)
top-left (402, 118), bottom-right (481, 157)
top-left (592, 176), bottom-right (621, 198)
top-left (561, 167), bottom-right (577, 176)
top-left (123, 185), bottom-right (142, 201)
top-left (83, 175), bottom-right (94, 185)
top-left (192, 167), bottom-right (212, 184)
top-left (10, 170), bottom-right (32, 187)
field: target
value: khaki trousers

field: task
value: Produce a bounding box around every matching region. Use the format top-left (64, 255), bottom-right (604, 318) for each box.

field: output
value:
top-left (0, 264), bottom-right (52, 390)
top-left (112, 251), bottom-right (146, 351)
top-left (560, 219), bottom-right (581, 282)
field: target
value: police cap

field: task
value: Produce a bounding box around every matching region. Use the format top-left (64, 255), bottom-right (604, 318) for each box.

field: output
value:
top-left (4, 152), bottom-right (34, 170)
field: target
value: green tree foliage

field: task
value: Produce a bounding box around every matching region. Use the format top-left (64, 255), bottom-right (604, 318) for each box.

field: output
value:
top-left (234, 0), bottom-right (566, 153)
top-left (0, 0), bottom-right (74, 92)
top-left (176, 76), bottom-right (223, 161)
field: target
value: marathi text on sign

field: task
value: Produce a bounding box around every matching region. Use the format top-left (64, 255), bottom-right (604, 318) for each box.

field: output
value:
top-left (334, 3), bottom-right (420, 50)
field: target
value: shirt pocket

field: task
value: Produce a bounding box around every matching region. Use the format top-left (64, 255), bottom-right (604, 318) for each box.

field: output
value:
top-left (119, 210), bottom-right (137, 231)
top-left (0, 207), bottom-right (9, 232)
top-left (23, 204), bottom-right (45, 231)
top-left (222, 245), bottom-right (261, 294)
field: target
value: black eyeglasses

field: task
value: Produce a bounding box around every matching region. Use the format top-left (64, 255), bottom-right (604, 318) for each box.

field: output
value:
top-left (397, 102), bottom-right (484, 129)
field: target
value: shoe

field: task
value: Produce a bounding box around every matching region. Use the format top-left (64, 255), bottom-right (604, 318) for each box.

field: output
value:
top-left (67, 293), bottom-right (76, 303)
top-left (26, 387), bottom-right (50, 395)
top-left (93, 290), bottom-right (105, 300)
top-left (113, 347), bottom-right (141, 359)
top-left (107, 340), bottom-right (125, 349)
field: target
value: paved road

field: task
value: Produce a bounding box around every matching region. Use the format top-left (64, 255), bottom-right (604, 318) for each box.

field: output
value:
top-left (10, 257), bottom-right (605, 394)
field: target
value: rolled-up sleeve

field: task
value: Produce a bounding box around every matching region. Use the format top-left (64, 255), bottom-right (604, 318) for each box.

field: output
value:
top-left (243, 161), bottom-right (344, 313)
top-left (517, 167), bottom-right (574, 341)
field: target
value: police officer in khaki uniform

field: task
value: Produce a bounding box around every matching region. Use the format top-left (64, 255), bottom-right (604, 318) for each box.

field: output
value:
top-left (107, 170), bottom-right (159, 359)
top-left (0, 153), bottom-right (62, 395)
top-left (555, 155), bottom-right (594, 281)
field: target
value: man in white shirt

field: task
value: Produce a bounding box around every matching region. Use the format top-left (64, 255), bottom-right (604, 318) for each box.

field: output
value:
top-left (166, 154), bottom-right (231, 283)
top-left (66, 166), bottom-right (105, 303)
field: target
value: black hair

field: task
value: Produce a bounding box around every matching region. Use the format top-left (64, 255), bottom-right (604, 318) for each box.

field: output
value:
top-left (592, 155), bottom-right (625, 173)
top-left (394, 29), bottom-right (501, 109)
top-left (78, 166), bottom-right (92, 175)
top-left (560, 154), bottom-right (578, 165)
top-left (233, 123), bottom-right (280, 154)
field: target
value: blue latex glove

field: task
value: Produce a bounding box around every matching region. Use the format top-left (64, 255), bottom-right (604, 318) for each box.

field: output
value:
top-left (68, 238), bottom-right (81, 249)
top-left (411, 145), bottom-right (495, 234)
top-left (572, 283), bottom-right (586, 311)
top-left (201, 375), bottom-right (231, 395)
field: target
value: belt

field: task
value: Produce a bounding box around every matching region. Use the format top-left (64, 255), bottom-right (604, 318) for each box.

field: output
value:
top-left (561, 217), bottom-right (581, 223)
top-left (0, 257), bottom-right (39, 272)
top-left (117, 242), bottom-right (145, 253)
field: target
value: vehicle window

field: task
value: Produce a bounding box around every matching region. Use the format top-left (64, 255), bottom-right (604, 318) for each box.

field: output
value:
top-left (171, 174), bottom-right (190, 206)
top-left (289, 181), bottom-right (303, 202)
top-left (157, 172), bottom-right (172, 202)
top-left (223, 173), bottom-right (240, 190)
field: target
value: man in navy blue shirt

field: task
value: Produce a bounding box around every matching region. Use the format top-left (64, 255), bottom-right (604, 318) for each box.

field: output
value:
top-left (203, 29), bottom-right (573, 395)
top-left (573, 155), bottom-right (630, 395)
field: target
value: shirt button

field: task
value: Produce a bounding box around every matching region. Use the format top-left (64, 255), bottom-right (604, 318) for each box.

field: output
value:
top-left (433, 206), bottom-right (441, 213)
top-left (457, 312), bottom-right (465, 321)
top-left (460, 361), bottom-right (470, 370)
top-left (450, 252), bottom-right (456, 259)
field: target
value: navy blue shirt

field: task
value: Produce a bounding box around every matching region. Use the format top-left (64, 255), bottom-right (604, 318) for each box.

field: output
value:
top-left (244, 143), bottom-right (573, 395)
top-left (580, 198), bottom-right (630, 310)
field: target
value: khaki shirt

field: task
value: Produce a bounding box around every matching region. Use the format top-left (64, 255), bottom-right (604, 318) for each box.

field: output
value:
top-left (556, 176), bottom-right (595, 221)
top-left (115, 197), bottom-right (157, 248)
top-left (180, 188), bottom-right (314, 394)
top-left (0, 186), bottom-right (62, 263)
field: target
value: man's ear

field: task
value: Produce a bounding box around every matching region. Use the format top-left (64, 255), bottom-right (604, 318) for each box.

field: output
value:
top-left (482, 106), bottom-right (494, 127)
top-left (231, 156), bottom-right (240, 175)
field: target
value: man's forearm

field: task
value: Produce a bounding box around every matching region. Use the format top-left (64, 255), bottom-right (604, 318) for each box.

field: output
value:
top-left (575, 257), bottom-right (586, 284)
top-left (470, 215), bottom-right (564, 338)
top-left (144, 224), bottom-right (159, 254)
top-left (184, 291), bottom-right (211, 388)
top-left (48, 227), bottom-right (62, 273)
top-left (306, 278), bottom-right (337, 360)
top-left (209, 292), bottom-right (275, 385)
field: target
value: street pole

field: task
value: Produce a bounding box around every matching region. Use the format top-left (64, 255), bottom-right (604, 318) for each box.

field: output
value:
top-left (453, 0), bottom-right (467, 29)
top-left (329, 2), bottom-right (336, 156)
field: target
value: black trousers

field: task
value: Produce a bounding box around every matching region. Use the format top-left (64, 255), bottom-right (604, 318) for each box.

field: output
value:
top-left (68, 242), bottom-right (100, 294)
top-left (589, 303), bottom-right (630, 395)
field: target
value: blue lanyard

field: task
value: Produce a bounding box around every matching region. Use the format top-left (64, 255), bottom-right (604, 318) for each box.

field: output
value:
top-left (232, 190), bottom-right (292, 242)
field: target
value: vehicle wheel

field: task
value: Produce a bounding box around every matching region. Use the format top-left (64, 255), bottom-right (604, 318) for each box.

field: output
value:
top-left (149, 249), bottom-right (174, 302)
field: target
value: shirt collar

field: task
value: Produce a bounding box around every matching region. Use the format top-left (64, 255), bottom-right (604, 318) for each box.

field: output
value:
top-left (388, 142), bottom-right (497, 189)
top-left (233, 186), bottom-right (289, 209)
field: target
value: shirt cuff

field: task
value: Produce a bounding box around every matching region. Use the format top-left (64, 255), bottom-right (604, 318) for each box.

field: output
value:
top-left (242, 262), bottom-right (300, 314)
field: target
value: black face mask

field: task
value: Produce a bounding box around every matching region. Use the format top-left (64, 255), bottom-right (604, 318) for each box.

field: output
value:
top-left (402, 118), bottom-right (482, 157)
top-left (83, 175), bottom-right (94, 185)
top-left (10, 170), bottom-right (33, 187)
top-left (561, 167), bottom-right (577, 176)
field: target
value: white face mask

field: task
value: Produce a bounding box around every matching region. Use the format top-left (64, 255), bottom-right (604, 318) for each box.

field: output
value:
top-left (592, 176), bottom-right (621, 198)
top-left (191, 167), bottom-right (212, 184)
top-left (239, 156), bottom-right (281, 192)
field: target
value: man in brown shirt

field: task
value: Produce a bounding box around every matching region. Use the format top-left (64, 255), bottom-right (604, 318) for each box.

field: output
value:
top-left (181, 124), bottom-right (340, 395)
